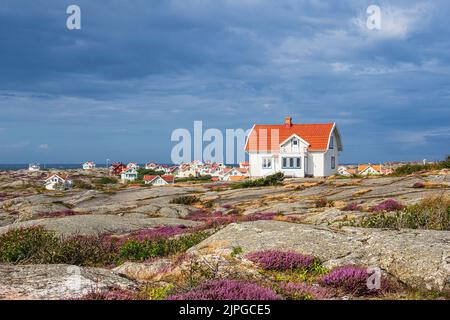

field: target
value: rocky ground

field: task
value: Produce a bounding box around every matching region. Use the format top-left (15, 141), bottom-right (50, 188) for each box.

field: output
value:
top-left (0, 168), bottom-right (449, 300)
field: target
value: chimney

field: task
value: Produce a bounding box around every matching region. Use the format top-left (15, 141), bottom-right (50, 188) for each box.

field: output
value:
top-left (284, 117), bottom-right (293, 127)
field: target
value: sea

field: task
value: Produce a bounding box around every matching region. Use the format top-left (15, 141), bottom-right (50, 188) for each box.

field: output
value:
top-left (0, 164), bottom-right (112, 171)
top-left (0, 163), bottom-right (240, 171)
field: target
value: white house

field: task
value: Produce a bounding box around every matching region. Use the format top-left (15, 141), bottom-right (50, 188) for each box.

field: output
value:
top-left (120, 167), bottom-right (138, 182)
top-left (83, 161), bottom-right (96, 170)
top-left (29, 163), bottom-right (41, 172)
top-left (338, 166), bottom-right (356, 176)
top-left (143, 175), bottom-right (175, 186)
top-left (44, 173), bottom-right (72, 191)
top-left (245, 117), bottom-right (343, 178)
top-left (358, 164), bottom-right (382, 175)
top-left (220, 167), bottom-right (249, 181)
top-left (127, 162), bottom-right (139, 170)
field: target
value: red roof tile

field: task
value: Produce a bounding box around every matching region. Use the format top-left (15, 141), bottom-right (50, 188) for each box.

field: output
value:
top-left (245, 123), bottom-right (335, 152)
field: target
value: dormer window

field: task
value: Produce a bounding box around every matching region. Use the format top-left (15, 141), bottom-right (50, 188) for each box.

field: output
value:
top-left (330, 136), bottom-right (334, 149)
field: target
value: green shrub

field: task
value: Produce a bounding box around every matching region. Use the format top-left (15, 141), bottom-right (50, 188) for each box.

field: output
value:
top-left (72, 179), bottom-right (94, 190)
top-left (231, 172), bottom-right (284, 189)
top-left (0, 227), bottom-right (58, 263)
top-left (231, 246), bottom-right (243, 257)
top-left (170, 195), bottom-right (200, 205)
top-left (354, 194), bottom-right (450, 230)
top-left (119, 231), bottom-right (209, 262)
top-left (96, 177), bottom-right (118, 185)
top-left (52, 236), bottom-right (119, 266)
top-left (142, 284), bottom-right (175, 300)
top-left (175, 175), bottom-right (212, 183)
top-left (0, 224), bottom-right (209, 266)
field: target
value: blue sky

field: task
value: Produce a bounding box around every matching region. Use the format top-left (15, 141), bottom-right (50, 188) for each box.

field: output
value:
top-left (0, 0), bottom-right (449, 164)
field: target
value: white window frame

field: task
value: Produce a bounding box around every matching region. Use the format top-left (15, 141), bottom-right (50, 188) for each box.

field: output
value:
top-left (262, 157), bottom-right (272, 169)
top-left (282, 157), bottom-right (302, 169)
top-left (331, 156), bottom-right (336, 169)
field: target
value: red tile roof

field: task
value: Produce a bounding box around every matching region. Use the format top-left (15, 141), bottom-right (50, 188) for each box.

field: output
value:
top-left (245, 123), bottom-right (335, 152)
top-left (358, 164), bottom-right (382, 173)
top-left (144, 175), bottom-right (174, 183)
top-left (45, 173), bottom-right (69, 180)
top-left (161, 175), bottom-right (175, 183)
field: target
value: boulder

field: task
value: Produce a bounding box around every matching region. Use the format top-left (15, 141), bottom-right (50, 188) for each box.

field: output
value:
top-left (113, 259), bottom-right (172, 281)
top-left (189, 220), bottom-right (450, 292)
top-left (0, 264), bottom-right (137, 300)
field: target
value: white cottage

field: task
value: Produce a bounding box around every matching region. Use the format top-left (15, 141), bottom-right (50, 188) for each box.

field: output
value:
top-left (44, 173), bottom-right (72, 191)
top-left (83, 161), bottom-right (96, 170)
top-left (143, 175), bottom-right (175, 186)
top-left (245, 117), bottom-right (343, 178)
top-left (120, 167), bottom-right (138, 182)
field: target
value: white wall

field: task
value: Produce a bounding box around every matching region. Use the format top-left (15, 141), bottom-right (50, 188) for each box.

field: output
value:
top-left (323, 131), bottom-right (339, 176)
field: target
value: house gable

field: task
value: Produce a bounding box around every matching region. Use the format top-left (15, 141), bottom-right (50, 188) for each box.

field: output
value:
top-left (279, 134), bottom-right (310, 154)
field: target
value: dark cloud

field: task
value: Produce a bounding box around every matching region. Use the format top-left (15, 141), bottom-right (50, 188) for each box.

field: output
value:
top-left (0, 0), bottom-right (449, 163)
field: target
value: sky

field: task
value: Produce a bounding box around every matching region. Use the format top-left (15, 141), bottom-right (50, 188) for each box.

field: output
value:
top-left (0, 0), bottom-right (449, 164)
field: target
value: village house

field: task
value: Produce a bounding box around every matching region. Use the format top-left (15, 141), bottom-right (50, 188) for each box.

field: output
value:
top-left (338, 165), bottom-right (357, 176)
top-left (145, 163), bottom-right (166, 172)
top-left (143, 175), bottom-right (175, 186)
top-left (44, 173), bottom-right (72, 191)
top-left (245, 117), bottom-right (343, 177)
top-left (82, 161), bottom-right (96, 170)
top-left (110, 163), bottom-right (127, 176)
top-left (176, 163), bottom-right (199, 178)
top-left (358, 164), bottom-right (382, 175)
top-left (28, 163), bottom-right (40, 172)
top-left (239, 161), bottom-right (250, 170)
top-left (165, 166), bottom-right (179, 176)
top-left (127, 162), bottom-right (139, 170)
top-left (120, 166), bottom-right (138, 182)
top-left (220, 167), bottom-right (249, 181)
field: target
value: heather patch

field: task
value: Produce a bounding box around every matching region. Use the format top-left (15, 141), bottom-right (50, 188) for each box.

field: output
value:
top-left (78, 288), bottom-right (140, 300)
top-left (342, 202), bottom-right (362, 211)
top-left (121, 225), bottom-right (189, 243)
top-left (246, 250), bottom-right (316, 271)
top-left (370, 199), bottom-right (404, 212)
top-left (167, 279), bottom-right (282, 300)
top-left (185, 210), bottom-right (279, 229)
top-left (320, 265), bottom-right (393, 296)
top-left (38, 209), bottom-right (80, 218)
top-left (412, 182), bottom-right (425, 188)
top-left (278, 282), bottom-right (335, 300)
